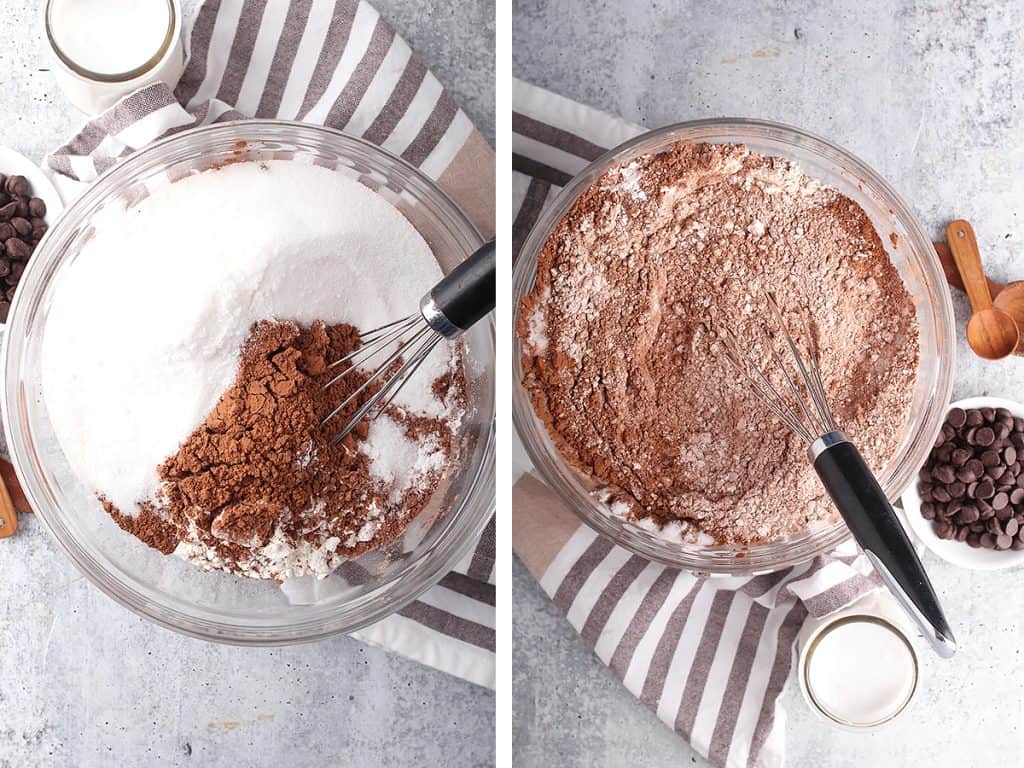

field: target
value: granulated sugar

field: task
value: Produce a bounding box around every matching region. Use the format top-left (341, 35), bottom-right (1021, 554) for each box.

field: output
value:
top-left (519, 141), bottom-right (919, 546)
top-left (42, 161), bottom-right (462, 578)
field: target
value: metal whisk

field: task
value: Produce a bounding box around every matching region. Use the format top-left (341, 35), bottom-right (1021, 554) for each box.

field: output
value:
top-left (718, 294), bottom-right (956, 659)
top-left (321, 240), bottom-right (495, 443)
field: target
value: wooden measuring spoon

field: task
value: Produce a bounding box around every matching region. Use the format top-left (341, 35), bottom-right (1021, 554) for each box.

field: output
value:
top-left (994, 280), bottom-right (1024, 329)
top-left (933, 240), bottom-right (1004, 297)
top-left (947, 220), bottom-right (1019, 360)
top-left (0, 471), bottom-right (17, 538)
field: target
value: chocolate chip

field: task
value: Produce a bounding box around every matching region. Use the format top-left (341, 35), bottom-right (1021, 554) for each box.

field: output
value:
top-left (981, 532), bottom-right (997, 548)
top-left (957, 466), bottom-right (978, 484)
top-left (947, 407), bottom-right (967, 429)
top-left (951, 448), bottom-right (971, 467)
top-left (997, 533), bottom-right (1013, 549)
top-left (988, 516), bottom-right (1004, 535)
top-left (968, 533), bottom-right (982, 547)
top-left (1006, 518), bottom-right (1020, 537)
top-left (948, 480), bottom-right (966, 498)
top-left (981, 450), bottom-right (1001, 467)
top-left (921, 502), bottom-right (936, 520)
top-left (0, 202), bottom-right (16, 221)
top-left (1012, 538), bottom-right (1024, 550)
top-left (979, 499), bottom-right (995, 518)
top-left (982, 407), bottom-right (997, 423)
top-left (957, 504), bottom-right (979, 524)
top-left (0, 301), bottom-right (12, 322)
top-left (1012, 488), bottom-right (1024, 505)
top-left (933, 465), bottom-right (956, 484)
top-left (1015, 417), bottom-right (1024, 433)
top-left (977, 479), bottom-right (996, 499)
top-left (10, 217), bottom-right (29, 238)
top-left (933, 486), bottom-right (951, 503)
top-left (934, 431), bottom-right (946, 448)
top-left (1005, 446), bottom-right (1018, 465)
top-left (4, 238), bottom-right (29, 261)
top-left (4, 176), bottom-right (28, 197)
top-left (27, 198), bottom-right (45, 219)
top-left (975, 427), bottom-right (996, 447)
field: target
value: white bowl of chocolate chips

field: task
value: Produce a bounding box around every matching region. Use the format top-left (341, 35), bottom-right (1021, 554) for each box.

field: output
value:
top-left (902, 396), bottom-right (1024, 570)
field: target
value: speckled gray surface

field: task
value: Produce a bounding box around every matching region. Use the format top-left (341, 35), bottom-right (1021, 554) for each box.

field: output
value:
top-left (0, 2), bottom-right (494, 766)
top-left (513, 1), bottom-right (1024, 766)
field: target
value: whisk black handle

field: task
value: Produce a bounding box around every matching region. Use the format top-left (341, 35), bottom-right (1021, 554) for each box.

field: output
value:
top-left (421, 240), bottom-right (496, 338)
top-left (811, 432), bottom-right (956, 659)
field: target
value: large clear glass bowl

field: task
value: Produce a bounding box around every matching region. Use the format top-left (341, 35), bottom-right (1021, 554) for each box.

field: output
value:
top-left (512, 119), bottom-right (954, 574)
top-left (3, 121), bottom-right (495, 643)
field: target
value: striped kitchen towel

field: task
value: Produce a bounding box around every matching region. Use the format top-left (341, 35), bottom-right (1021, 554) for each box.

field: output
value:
top-left (511, 78), bottom-right (880, 766)
top-left (42, 0), bottom-right (495, 689)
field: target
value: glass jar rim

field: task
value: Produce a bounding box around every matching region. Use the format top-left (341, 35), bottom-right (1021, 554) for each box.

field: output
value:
top-left (44, 0), bottom-right (178, 83)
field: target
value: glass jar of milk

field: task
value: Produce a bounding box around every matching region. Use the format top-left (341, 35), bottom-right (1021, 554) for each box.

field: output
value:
top-left (44, 0), bottom-right (185, 115)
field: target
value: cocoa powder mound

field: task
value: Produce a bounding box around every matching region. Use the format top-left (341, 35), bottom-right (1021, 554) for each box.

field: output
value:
top-left (105, 319), bottom-right (464, 578)
top-left (518, 141), bottom-right (919, 546)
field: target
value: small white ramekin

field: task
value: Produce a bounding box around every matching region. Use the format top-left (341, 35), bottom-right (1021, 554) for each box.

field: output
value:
top-left (901, 396), bottom-right (1024, 571)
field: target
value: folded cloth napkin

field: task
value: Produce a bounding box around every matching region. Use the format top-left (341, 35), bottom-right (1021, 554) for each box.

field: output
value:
top-left (511, 78), bottom-right (881, 765)
top-left (41, 0), bottom-right (496, 689)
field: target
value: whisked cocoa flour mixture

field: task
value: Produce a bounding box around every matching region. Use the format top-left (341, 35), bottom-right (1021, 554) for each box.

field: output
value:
top-left (519, 141), bottom-right (919, 545)
top-left (106, 320), bottom-right (464, 579)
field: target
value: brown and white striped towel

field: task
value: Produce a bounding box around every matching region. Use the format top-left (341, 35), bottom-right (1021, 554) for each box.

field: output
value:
top-left (42, 0), bottom-right (495, 689)
top-left (511, 78), bottom-right (882, 765)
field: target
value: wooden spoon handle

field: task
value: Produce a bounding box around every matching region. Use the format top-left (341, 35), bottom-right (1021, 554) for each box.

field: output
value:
top-left (934, 241), bottom-right (1004, 297)
top-left (947, 220), bottom-right (994, 311)
top-left (0, 472), bottom-right (18, 538)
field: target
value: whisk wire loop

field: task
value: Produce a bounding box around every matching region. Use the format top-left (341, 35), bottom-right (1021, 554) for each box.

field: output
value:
top-left (717, 293), bottom-right (835, 445)
top-left (325, 314), bottom-right (420, 379)
top-left (320, 324), bottom-right (433, 426)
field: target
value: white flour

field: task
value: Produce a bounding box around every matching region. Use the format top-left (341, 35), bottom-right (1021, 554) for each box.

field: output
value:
top-left (42, 160), bottom-right (453, 525)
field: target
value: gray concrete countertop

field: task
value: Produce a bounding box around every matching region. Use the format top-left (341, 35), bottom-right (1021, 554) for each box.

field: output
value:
top-left (0, 2), bottom-right (494, 767)
top-left (513, 1), bottom-right (1024, 766)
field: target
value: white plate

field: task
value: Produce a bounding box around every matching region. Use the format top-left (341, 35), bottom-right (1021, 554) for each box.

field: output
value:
top-left (901, 396), bottom-right (1024, 571)
top-left (0, 146), bottom-right (64, 226)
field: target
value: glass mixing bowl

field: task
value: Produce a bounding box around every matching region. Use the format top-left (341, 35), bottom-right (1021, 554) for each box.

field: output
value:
top-left (512, 119), bottom-right (955, 575)
top-left (3, 121), bottom-right (494, 643)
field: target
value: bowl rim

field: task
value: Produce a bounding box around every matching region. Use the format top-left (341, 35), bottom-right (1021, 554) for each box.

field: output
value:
top-left (512, 116), bottom-right (956, 574)
top-left (901, 395), bottom-right (1024, 571)
top-left (2, 119), bottom-right (496, 644)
